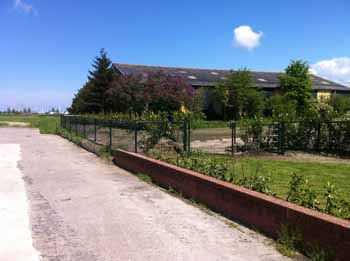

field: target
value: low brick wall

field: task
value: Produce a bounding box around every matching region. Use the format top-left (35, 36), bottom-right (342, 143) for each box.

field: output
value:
top-left (114, 150), bottom-right (350, 260)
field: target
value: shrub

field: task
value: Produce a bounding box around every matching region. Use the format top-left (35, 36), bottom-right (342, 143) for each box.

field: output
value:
top-left (286, 175), bottom-right (350, 219)
top-left (329, 94), bottom-right (350, 115)
top-left (269, 95), bottom-right (297, 121)
top-left (235, 166), bottom-right (275, 195)
top-left (175, 157), bottom-right (230, 182)
top-left (276, 224), bottom-right (302, 257)
top-left (286, 174), bottom-right (320, 210)
top-left (237, 117), bottom-right (265, 151)
top-left (323, 182), bottom-right (350, 219)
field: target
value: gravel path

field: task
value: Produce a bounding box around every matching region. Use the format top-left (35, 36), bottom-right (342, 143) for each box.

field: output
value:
top-left (0, 128), bottom-right (290, 261)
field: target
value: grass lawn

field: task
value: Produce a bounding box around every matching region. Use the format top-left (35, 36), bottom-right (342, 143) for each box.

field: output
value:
top-left (153, 152), bottom-right (350, 209)
top-left (0, 115), bottom-right (60, 134)
top-left (231, 156), bottom-right (350, 203)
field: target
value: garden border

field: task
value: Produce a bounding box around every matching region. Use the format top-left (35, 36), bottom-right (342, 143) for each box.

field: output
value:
top-left (113, 149), bottom-right (350, 260)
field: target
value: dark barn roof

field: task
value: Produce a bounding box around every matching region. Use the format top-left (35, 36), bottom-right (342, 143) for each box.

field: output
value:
top-left (113, 63), bottom-right (350, 92)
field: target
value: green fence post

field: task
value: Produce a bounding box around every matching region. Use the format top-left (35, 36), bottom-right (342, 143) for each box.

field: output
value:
top-left (134, 128), bottom-right (138, 153)
top-left (280, 122), bottom-right (285, 154)
top-left (94, 118), bottom-right (97, 142)
top-left (83, 119), bottom-right (86, 138)
top-left (183, 121), bottom-right (188, 153)
top-left (317, 121), bottom-right (321, 152)
top-left (231, 122), bottom-right (236, 155)
top-left (75, 118), bottom-right (78, 136)
top-left (109, 123), bottom-right (112, 151)
top-left (187, 120), bottom-right (191, 154)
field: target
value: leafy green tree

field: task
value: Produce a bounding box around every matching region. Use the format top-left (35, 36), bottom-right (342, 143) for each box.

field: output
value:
top-left (269, 95), bottom-right (297, 121)
top-left (215, 69), bottom-right (263, 120)
top-left (279, 60), bottom-right (313, 114)
top-left (244, 88), bottom-right (265, 118)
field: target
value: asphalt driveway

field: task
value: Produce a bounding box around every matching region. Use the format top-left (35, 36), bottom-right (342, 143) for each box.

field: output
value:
top-left (0, 128), bottom-right (289, 261)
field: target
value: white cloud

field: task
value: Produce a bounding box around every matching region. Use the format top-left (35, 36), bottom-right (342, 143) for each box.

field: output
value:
top-left (14, 0), bottom-right (37, 15)
top-left (311, 57), bottom-right (350, 86)
top-left (233, 25), bottom-right (263, 50)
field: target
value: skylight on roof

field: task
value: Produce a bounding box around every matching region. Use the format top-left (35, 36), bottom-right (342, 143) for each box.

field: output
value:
top-left (188, 75), bottom-right (197, 79)
top-left (211, 72), bottom-right (219, 75)
top-left (258, 78), bottom-right (267, 82)
top-left (322, 81), bottom-right (330, 85)
top-left (221, 77), bottom-right (226, 80)
top-left (179, 70), bottom-right (187, 74)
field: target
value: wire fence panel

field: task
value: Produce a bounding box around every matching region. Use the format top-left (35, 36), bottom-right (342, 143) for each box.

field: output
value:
top-left (60, 115), bottom-right (350, 156)
top-left (190, 127), bottom-right (232, 154)
top-left (187, 120), bottom-right (350, 157)
top-left (60, 115), bottom-right (189, 154)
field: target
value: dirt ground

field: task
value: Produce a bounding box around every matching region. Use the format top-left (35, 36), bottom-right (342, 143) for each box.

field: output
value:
top-left (250, 150), bottom-right (350, 164)
top-left (0, 121), bottom-right (30, 127)
top-left (191, 136), bottom-right (350, 164)
top-left (0, 128), bottom-right (291, 261)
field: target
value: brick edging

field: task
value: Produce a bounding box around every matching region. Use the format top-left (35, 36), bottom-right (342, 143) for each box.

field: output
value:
top-left (113, 149), bottom-right (350, 260)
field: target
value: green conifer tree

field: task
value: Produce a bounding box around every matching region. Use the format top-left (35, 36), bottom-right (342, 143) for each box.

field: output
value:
top-left (69, 49), bottom-right (115, 114)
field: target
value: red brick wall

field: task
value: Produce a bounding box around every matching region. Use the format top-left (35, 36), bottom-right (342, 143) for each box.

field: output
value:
top-left (114, 150), bottom-right (350, 260)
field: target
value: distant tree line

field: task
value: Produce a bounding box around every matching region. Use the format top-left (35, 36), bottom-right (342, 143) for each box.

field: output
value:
top-left (0, 107), bottom-right (61, 115)
top-left (0, 107), bottom-right (32, 114)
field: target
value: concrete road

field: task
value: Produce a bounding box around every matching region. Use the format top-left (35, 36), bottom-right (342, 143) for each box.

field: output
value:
top-left (0, 128), bottom-right (289, 261)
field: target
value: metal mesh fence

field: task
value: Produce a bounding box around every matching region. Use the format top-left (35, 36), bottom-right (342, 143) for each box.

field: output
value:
top-left (60, 115), bottom-right (189, 154)
top-left (189, 120), bottom-right (350, 156)
top-left (61, 116), bottom-right (350, 156)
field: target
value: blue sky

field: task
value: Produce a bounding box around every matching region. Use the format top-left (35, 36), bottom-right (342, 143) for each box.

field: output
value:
top-left (1, 0), bottom-right (350, 111)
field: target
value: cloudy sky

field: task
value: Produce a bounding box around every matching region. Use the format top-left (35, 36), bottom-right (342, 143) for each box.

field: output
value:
top-left (1, 0), bottom-right (349, 111)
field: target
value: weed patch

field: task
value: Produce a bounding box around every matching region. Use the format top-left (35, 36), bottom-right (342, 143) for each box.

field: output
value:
top-left (276, 224), bottom-right (302, 257)
top-left (136, 173), bottom-right (152, 184)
